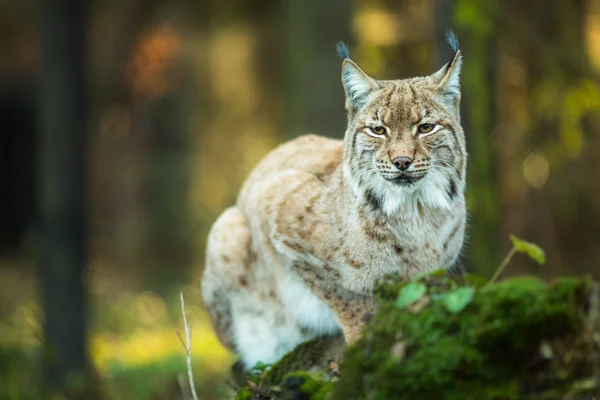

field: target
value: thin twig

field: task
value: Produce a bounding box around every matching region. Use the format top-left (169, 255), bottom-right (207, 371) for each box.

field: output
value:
top-left (180, 292), bottom-right (199, 400)
top-left (488, 247), bottom-right (517, 286)
top-left (178, 374), bottom-right (192, 400)
top-left (177, 331), bottom-right (186, 349)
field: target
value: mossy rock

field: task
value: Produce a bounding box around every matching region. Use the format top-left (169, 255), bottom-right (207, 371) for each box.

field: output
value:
top-left (232, 273), bottom-right (600, 400)
top-left (231, 335), bottom-right (345, 400)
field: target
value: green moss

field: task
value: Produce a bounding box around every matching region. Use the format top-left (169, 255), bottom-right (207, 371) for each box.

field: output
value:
top-left (232, 274), bottom-right (599, 400)
top-left (234, 388), bottom-right (253, 400)
top-left (267, 337), bottom-right (335, 384)
top-left (332, 275), bottom-right (597, 400)
top-left (235, 334), bottom-right (345, 388)
top-left (281, 371), bottom-right (333, 400)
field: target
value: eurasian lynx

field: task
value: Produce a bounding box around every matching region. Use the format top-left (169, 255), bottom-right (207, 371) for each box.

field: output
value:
top-left (202, 32), bottom-right (467, 368)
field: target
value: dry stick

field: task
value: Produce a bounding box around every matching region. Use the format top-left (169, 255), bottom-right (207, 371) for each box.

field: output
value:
top-left (179, 292), bottom-right (199, 400)
top-left (178, 374), bottom-right (191, 400)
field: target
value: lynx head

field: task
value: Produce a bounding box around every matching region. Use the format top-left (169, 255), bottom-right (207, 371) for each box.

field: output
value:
top-left (338, 32), bottom-right (466, 216)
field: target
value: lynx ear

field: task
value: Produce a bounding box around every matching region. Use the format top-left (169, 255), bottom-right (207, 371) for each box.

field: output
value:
top-left (431, 31), bottom-right (462, 109)
top-left (337, 42), bottom-right (379, 110)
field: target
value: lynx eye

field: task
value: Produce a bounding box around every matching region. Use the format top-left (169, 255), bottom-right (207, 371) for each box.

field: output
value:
top-left (371, 126), bottom-right (386, 135)
top-left (417, 123), bottom-right (435, 134)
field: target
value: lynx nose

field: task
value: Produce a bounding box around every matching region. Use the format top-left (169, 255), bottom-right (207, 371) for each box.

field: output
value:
top-left (392, 156), bottom-right (412, 171)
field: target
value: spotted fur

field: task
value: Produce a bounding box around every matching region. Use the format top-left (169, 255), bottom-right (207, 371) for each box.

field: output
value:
top-left (201, 35), bottom-right (467, 368)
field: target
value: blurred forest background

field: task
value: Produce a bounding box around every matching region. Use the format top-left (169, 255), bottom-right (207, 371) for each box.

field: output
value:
top-left (1, 0), bottom-right (600, 399)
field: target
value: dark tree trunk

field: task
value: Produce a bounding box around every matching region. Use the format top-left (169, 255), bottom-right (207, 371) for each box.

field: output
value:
top-left (284, 0), bottom-right (351, 139)
top-left (38, 0), bottom-right (89, 395)
top-left (434, 0), bottom-right (455, 65)
top-left (454, 0), bottom-right (500, 276)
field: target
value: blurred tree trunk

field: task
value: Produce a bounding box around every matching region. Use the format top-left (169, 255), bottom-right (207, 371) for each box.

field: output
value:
top-left (284, 0), bottom-right (351, 139)
top-left (87, 0), bottom-right (163, 291)
top-left (38, 0), bottom-right (90, 396)
top-left (454, 0), bottom-right (499, 275)
top-left (143, 78), bottom-right (197, 295)
top-left (434, 0), bottom-right (454, 62)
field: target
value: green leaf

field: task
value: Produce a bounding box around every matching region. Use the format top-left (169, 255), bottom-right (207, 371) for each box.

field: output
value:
top-left (250, 361), bottom-right (271, 375)
top-left (509, 234), bottom-right (546, 265)
top-left (395, 282), bottom-right (427, 308)
top-left (442, 287), bottom-right (475, 313)
top-left (412, 268), bottom-right (447, 281)
top-left (465, 274), bottom-right (488, 288)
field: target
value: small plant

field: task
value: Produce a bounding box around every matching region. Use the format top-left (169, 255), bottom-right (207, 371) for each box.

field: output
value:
top-left (488, 234), bottom-right (546, 285)
top-left (394, 235), bottom-right (546, 316)
top-left (249, 361), bottom-right (272, 376)
top-left (395, 274), bottom-right (476, 315)
top-left (235, 361), bottom-right (273, 399)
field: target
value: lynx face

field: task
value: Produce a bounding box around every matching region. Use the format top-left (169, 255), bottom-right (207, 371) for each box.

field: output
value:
top-left (339, 36), bottom-right (466, 214)
top-left (355, 85), bottom-right (462, 190)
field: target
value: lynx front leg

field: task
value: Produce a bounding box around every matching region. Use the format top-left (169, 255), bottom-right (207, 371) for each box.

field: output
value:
top-left (289, 261), bottom-right (375, 345)
top-left (333, 296), bottom-right (375, 346)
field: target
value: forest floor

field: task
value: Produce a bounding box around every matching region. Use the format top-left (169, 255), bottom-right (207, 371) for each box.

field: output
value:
top-left (0, 263), bottom-right (233, 400)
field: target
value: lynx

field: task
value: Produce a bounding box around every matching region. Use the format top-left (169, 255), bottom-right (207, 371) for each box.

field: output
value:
top-left (201, 32), bottom-right (467, 368)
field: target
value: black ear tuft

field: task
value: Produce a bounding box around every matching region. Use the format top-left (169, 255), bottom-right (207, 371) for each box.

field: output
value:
top-left (445, 30), bottom-right (459, 56)
top-left (336, 41), bottom-right (350, 60)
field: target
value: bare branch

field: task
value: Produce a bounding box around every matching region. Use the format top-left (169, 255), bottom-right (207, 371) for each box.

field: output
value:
top-left (177, 331), bottom-right (186, 349)
top-left (178, 374), bottom-right (191, 400)
top-left (179, 292), bottom-right (199, 400)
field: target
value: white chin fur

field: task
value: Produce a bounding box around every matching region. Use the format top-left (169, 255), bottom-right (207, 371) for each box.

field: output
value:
top-left (416, 169), bottom-right (453, 209)
top-left (383, 179), bottom-right (451, 216)
top-left (350, 169), bottom-right (452, 216)
top-left (345, 160), bottom-right (455, 217)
